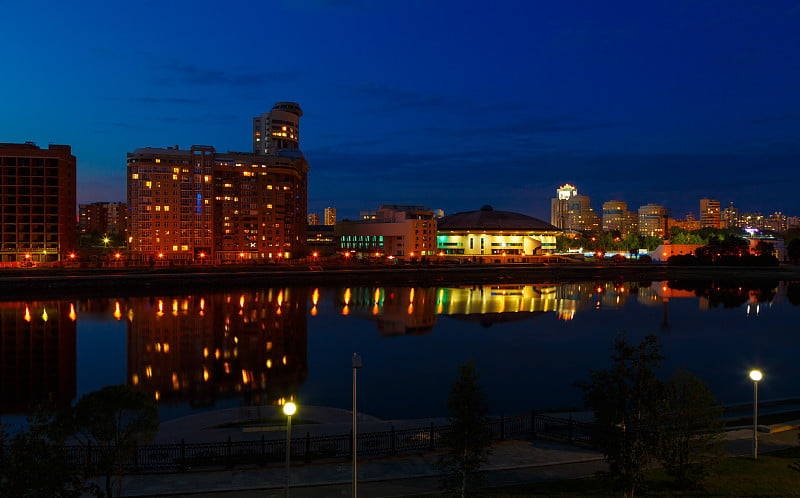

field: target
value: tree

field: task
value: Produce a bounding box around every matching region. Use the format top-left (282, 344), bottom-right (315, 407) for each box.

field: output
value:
top-left (439, 361), bottom-right (493, 497)
top-left (0, 407), bottom-right (86, 498)
top-left (66, 385), bottom-right (159, 498)
top-left (788, 239), bottom-right (800, 262)
top-left (577, 333), bottom-right (665, 497)
top-left (654, 370), bottom-right (726, 489)
top-left (753, 240), bottom-right (775, 257)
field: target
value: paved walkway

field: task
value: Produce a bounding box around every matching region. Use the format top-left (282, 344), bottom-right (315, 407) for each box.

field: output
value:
top-left (105, 407), bottom-right (800, 497)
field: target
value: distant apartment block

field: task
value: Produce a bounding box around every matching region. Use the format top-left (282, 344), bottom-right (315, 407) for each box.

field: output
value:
top-left (79, 201), bottom-right (127, 235)
top-left (307, 212), bottom-right (320, 225)
top-left (324, 207), bottom-right (336, 226)
top-left (700, 198), bottom-right (721, 228)
top-left (127, 145), bottom-right (308, 262)
top-left (0, 142), bottom-right (76, 262)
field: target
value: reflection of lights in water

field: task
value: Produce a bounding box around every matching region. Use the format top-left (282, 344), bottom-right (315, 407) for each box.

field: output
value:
top-left (282, 355), bottom-right (287, 365)
top-left (114, 301), bottom-right (122, 320)
top-left (132, 373), bottom-right (139, 385)
top-left (266, 359), bottom-right (272, 368)
top-left (240, 295), bottom-right (245, 308)
top-left (203, 347), bottom-right (209, 358)
top-left (374, 288), bottom-right (381, 303)
top-left (203, 366), bottom-right (209, 381)
top-left (69, 303), bottom-right (77, 321)
top-left (342, 305), bottom-right (350, 316)
top-left (146, 365), bottom-right (152, 378)
top-left (128, 309), bottom-right (135, 322)
top-left (172, 299), bottom-right (178, 315)
top-left (215, 349), bottom-right (220, 359)
top-left (24, 305), bottom-right (31, 322)
top-left (372, 304), bottom-right (379, 315)
top-left (266, 341), bottom-right (272, 351)
top-left (312, 288), bottom-right (319, 306)
top-left (310, 306), bottom-right (317, 316)
top-left (42, 307), bottom-right (48, 322)
top-left (200, 298), bottom-right (205, 310)
top-left (157, 300), bottom-right (164, 316)
top-left (344, 288), bottom-right (351, 305)
top-left (408, 303), bottom-right (414, 315)
top-left (409, 288), bottom-right (415, 302)
top-left (154, 391), bottom-right (160, 401)
top-left (163, 343), bottom-right (169, 353)
top-left (277, 290), bottom-right (283, 307)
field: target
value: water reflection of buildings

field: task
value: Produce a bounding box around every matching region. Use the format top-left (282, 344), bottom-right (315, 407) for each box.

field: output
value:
top-left (0, 301), bottom-right (76, 414)
top-left (338, 287), bottom-right (439, 335)
top-left (125, 289), bottom-right (308, 408)
top-left (339, 284), bottom-right (584, 332)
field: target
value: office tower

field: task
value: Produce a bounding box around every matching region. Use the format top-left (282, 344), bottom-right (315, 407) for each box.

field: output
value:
top-left (0, 142), bottom-right (76, 262)
top-left (700, 198), bottom-right (721, 228)
top-left (79, 201), bottom-right (127, 235)
top-left (638, 203), bottom-right (667, 237)
top-left (307, 213), bottom-right (320, 225)
top-left (565, 194), bottom-right (601, 233)
top-left (602, 200), bottom-right (638, 235)
top-left (324, 207), bottom-right (337, 226)
top-left (127, 145), bottom-right (308, 262)
top-left (253, 102), bottom-right (303, 155)
top-left (550, 184), bottom-right (577, 229)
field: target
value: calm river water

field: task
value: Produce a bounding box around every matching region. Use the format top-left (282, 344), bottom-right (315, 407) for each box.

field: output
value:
top-left (1, 279), bottom-right (798, 424)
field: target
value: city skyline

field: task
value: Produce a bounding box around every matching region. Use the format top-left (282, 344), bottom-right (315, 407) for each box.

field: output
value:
top-left (2, 1), bottom-right (798, 221)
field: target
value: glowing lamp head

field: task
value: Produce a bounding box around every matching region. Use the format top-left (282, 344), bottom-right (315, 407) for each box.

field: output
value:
top-left (103, 237), bottom-right (110, 244)
top-left (115, 253), bottom-right (121, 259)
top-left (749, 370), bottom-right (763, 382)
top-left (283, 402), bottom-right (297, 416)
top-left (69, 253), bottom-right (76, 259)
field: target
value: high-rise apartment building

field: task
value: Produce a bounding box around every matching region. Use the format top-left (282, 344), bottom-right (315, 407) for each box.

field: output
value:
top-left (550, 184), bottom-right (577, 229)
top-left (700, 198), bottom-right (721, 228)
top-left (638, 204), bottom-right (667, 237)
top-left (602, 200), bottom-right (638, 235)
top-left (721, 202), bottom-right (739, 228)
top-left (253, 102), bottom-right (303, 155)
top-left (79, 201), bottom-right (127, 235)
top-left (307, 213), bottom-right (320, 225)
top-left (565, 194), bottom-right (601, 233)
top-left (0, 143), bottom-right (76, 262)
top-left (127, 146), bottom-right (308, 262)
top-left (324, 207), bottom-right (337, 226)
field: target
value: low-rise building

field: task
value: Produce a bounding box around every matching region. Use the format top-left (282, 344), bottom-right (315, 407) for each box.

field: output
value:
top-left (335, 205), bottom-right (437, 260)
top-left (436, 205), bottom-right (560, 263)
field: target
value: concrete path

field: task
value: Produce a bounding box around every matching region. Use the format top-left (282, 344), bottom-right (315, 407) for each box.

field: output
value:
top-left (103, 408), bottom-right (800, 497)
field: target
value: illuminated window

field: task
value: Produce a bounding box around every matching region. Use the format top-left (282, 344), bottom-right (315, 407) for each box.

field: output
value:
top-left (131, 173), bottom-right (139, 180)
top-left (172, 245), bottom-right (178, 251)
top-left (164, 206), bottom-right (169, 212)
top-left (155, 158), bottom-right (161, 163)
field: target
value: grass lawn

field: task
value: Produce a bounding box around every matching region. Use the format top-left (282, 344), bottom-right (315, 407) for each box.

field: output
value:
top-left (421, 447), bottom-right (800, 497)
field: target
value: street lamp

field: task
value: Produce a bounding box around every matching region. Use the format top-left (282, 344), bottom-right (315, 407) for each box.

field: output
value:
top-left (283, 401), bottom-right (297, 497)
top-left (352, 353), bottom-right (362, 498)
top-left (749, 369), bottom-right (762, 459)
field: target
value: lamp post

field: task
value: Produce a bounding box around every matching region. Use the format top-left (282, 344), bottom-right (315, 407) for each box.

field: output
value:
top-left (352, 353), bottom-right (362, 498)
top-left (283, 401), bottom-right (297, 497)
top-left (749, 369), bottom-right (762, 459)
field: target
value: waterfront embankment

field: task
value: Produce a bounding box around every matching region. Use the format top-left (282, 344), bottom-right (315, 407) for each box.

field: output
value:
top-left (0, 263), bottom-right (798, 299)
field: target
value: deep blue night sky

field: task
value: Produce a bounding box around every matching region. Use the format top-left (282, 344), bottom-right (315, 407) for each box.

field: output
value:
top-left (1, 0), bottom-right (798, 221)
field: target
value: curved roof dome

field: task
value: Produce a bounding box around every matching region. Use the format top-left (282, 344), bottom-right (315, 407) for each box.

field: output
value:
top-left (438, 205), bottom-right (559, 232)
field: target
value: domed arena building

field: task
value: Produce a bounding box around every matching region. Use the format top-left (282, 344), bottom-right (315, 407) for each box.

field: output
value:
top-left (437, 206), bottom-right (561, 263)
